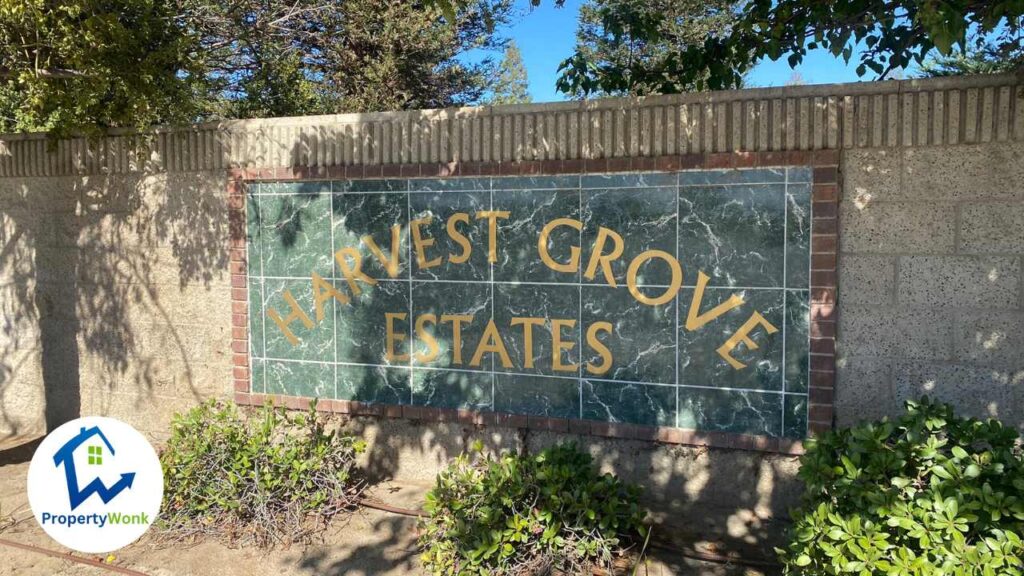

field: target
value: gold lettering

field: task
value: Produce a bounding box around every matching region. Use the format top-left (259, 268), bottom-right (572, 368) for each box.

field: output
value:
top-left (384, 312), bottom-right (411, 363)
top-left (447, 212), bottom-right (472, 264)
top-left (470, 319), bottom-right (513, 368)
top-left (440, 314), bottom-right (474, 365)
top-left (362, 225), bottom-right (402, 278)
top-left (585, 321), bottom-right (613, 375)
top-left (475, 210), bottom-right (510, 263)
top-left (538, 217), bottom-right (582, 273)
top-left (510, 317), bottom-right (546, 369)
top-left (625, 249), bottom-right (682, 306)
top-left (584, 227), bottom-right (624, 286)
top-left (334, 247), bottom-right (377, 296)
top-left (311, 272), bottom-right (349, 322)
top-left (267, 291), bottom-right (314, 346)
top-left (551, 318), bottom-right (579, 373)
top-left (414, 313), bottom-right (439, 363)
top-left (716, 311), bottom-right (779, 370)
top-left (411, 216), bottom-right (442, 270)
top-left (685, 270), bottom-right (744, 331)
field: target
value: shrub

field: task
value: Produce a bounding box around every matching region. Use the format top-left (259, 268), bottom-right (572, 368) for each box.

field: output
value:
top-left (159, 400), bottom-right (365, 546)
top-left (779, 397), bottom-right (1024, 575)
top-left (419, 443), bottom-right (646, 576)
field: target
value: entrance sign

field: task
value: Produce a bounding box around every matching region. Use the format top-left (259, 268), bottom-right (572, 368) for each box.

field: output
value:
top-left (246, 168), bottom-right (811, 438)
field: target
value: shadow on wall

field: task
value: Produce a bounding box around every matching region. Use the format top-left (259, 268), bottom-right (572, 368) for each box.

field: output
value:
top-left (0, 163), bottom-right (229, 440)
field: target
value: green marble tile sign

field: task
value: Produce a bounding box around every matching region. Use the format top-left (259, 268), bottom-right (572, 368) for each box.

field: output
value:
top-left (246, 169), bottom-right (812, 438)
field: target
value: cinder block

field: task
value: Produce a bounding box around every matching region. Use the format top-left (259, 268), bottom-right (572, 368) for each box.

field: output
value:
top-left (902, 143), bottom-right (1024, 201)
top-left (835, 356), bottom-right (894, 427)
top-left (955, 311), bottom-right (1024, 368)
top-left (959, 202), bottom-right (1024, 254)
top-left (838, 255), bottom-right (896, 306)
top-left (897, 256), bottom-right (1020, 308)
top-left (838, 306), bottom-right (953, 360)
top-left (841, 148), bottom-right (901, 202)
top-left (894, 361), bottom-right (1024, 429)
top-left (839, 201), bottom-right (956, 254)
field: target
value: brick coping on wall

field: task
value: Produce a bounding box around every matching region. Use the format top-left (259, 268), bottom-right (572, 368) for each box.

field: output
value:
top-left (226, 149), bottom-right (839, 455)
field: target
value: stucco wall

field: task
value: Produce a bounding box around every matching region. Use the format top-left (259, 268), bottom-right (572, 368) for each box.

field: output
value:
top-left (837, 142), bottom-right (1024, 429)
top-left (0, 172), bottom-right (233, 439)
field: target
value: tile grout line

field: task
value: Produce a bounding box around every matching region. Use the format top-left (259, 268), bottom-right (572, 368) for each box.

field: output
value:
top-left (407, 180), bottom-right (414, 405)
top-left (781, 168), bottom-right (788, 438)
top-left (257, 183), bottom-right (268, 395)
top-left (578, 173), bottom-right (584, 420)
top-left (490, 177), bottom-right (495, 411)
top-left (330, 179), bottom-right (338, 400)
top-left (675, 171), bottom-right (681, 429)
top-left (250, 354), bottom-right (808, 396)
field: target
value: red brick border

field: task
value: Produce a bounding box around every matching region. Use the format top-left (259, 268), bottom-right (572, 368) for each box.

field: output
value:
top-left (227, 149), bottom-right (841, 456)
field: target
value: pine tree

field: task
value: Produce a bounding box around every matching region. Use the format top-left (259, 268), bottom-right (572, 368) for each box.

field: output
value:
top-left (489, 42), bottom-right (532, 105)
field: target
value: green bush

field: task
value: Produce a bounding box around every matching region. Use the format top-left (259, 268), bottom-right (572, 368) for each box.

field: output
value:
top-left (779, 397), bottom-right (1024, 575)
top-left (159, 400), bottom-right (365, 546)
top-left (419, 443), bottom-right (646, 576)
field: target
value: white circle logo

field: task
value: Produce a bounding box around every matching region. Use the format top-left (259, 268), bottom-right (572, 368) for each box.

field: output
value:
top-left (27, 417), bottom-right (164, 553)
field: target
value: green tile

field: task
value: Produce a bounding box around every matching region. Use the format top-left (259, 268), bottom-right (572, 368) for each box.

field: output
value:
top-left (246, 189), bottom-right (262, 273)
top-left (493, 284), bottom-right (579, 376)
top-left (582, 187), bottom-right (677, 286)
top-left (787, 167), bottom-right (812, 183)
top-left (679, 168), bottom-right (785, 186)
top-left (412, 369), bottom-right (493, 410)
top-left (411, 282), bottom-right (492, 371)
top-left (265, 359), bottom-right (333, 398)
top-left (491, 175), bottom-right (579, 189)
top-left (677, 388), bottom-right (782, 436)
top-left (493, 188), bottom-right (581, 283)
top-left (581, 173), bottom-right (677, 189)
top-left (336, 364), bottom-right (411, 405)
top-left (410, 178), bottom-right (489, 191)
top-left (335, 279), bottom-right (410, 366)
top-left (786, 183), bottom-right (811, 289)
top-left (678, 184), bottom-right (786, 288)
top-left (342, 179), bottom-right (407, 193)
top-left (784, 394), bottom-right (808, 438)
top-left (582, 286), bottom-right (675, 384)
top-left (494, 375), bottom-right (579, 419)
top-left (582, 380), bottom-right (675, 426)
top-left (409, 191), bottom-right (490, 281)
top-left (333, 192), bottom-right (409, 281)
top-left (260, 181), bottom-right (331, 195)
top-left (678, 288), bottom-right (784, 390)
top-left (248, 278), bottom-right (264, 358)
top-left (785, 290), bottom-right (810, 393)
top-left (259, 192), bottom-right (334, 278)
top-left (263, 278), bottom-right (335, 362)
top-left (250, 358), bottom-right (266, 393)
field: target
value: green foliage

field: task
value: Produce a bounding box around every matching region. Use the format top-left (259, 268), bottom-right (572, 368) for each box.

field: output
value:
top-left (560, 0), bottom-right (740, 97)
top-left (488, 41), bottom-right (531, 105)
top-left (419, 443), bottom-right (646, 575)
top-left (159, 400), bottom-right (365, 546)
top-left (0, 0), bottom-right (201, 138)
top-left (559, 0), bottom-right (1024, 96)
top-left (778, 397), bottom-right (1024, 575)
top-left (919, 38), bottom-right (1024, 77)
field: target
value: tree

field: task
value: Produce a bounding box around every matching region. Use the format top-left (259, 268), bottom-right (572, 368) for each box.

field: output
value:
top-left (488, 41), bottom-right (531, 104)
top-left (0, 0), bottom-right (201, 138)
top-left (185, 0), bottom-right (515, 119)
top-left (560, 0), bottom-right (740, 97)
top-left (1, 0), bottom-right (515, 136)
top-left (919, 39), bottom-right (1024, 77)
top-left (558, 0), bottom-right (1024, 96)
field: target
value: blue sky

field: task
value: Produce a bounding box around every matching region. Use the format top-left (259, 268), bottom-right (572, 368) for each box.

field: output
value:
top-left (504, 0), bottom-right (871, 102)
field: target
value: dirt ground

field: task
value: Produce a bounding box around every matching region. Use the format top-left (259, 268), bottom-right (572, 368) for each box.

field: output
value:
top-left (0, 437), bottom-right (768, 576)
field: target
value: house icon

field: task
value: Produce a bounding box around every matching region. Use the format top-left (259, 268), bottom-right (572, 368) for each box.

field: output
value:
top-left (52, 426), bottom-right (136, 511)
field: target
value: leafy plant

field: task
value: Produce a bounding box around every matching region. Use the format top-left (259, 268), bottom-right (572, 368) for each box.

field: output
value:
top-left (419, 442), bottom-right (646, 576)
top-left (159, 400), bottom-right (365, 546)
top-left (779, 397), bottom-right (1024, 575)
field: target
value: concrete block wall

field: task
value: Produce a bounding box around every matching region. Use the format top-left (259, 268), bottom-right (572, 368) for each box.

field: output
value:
top-left (838, 142), bottom-right (1024, 428)
top-left (0, 172), bottom-right (233, 439)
